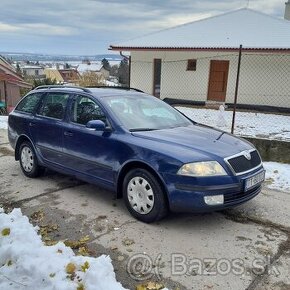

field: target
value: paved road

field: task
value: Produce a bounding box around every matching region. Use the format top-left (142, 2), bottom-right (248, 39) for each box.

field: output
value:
top-left (0, 129), bottom-right (289, 290)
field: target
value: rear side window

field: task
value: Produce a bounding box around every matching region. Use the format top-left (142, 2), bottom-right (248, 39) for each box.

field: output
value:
top-left (15, 93), bottom-right (42, 113)
top-left (38, 93), bottom-right (69, 120)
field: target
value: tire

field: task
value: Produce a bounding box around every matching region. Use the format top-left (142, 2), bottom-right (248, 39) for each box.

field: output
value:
top-left (123, 168), bottom-right (168, 223)
top-left (19, 141), bottom-right (45, 178)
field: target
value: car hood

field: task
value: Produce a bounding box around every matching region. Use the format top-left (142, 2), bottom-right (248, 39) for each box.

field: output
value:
top-left (131, 124), bottom-right (253, 160)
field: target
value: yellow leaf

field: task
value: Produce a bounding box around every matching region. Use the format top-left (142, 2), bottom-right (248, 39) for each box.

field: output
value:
top-left (1, 228), bottom-right (10, 236)
top-left (66, 263), bottom-right (76, 274)
top-left (77, 283), bottom-right (85, 290)
top-left (136, 285), bottom-right (147, 290)
top-left (7, 260), bottom-right (12, 266)
top-left (81, 261), bottom-right (90, 272)
top-left (30, 210), bottom-right (45, 221)
top-left (79, 235), bottom-right (90, 243)
top-left (65, 236), bottom-right (90, 249)
top-left (45, 240), bottom-right (58, 246)
top-left (136, 282), bottom-right (165, 290)
top-left (78, 246), bottom-right (89, 256)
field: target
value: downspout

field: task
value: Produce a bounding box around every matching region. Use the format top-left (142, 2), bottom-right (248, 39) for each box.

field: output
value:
top-left (119, 51), bottom-right (129, 61)
top-left (285, 0), bottom-right (290, 20)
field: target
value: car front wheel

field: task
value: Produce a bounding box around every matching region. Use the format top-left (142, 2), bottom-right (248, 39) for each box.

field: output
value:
top-left (123, 168), bottom-right (168, 223)
top-left (19, 141), bottom-right (44, 178)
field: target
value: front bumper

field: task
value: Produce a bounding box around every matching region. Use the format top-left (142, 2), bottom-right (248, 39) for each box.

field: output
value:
top-left (162, 166), bottom-right (265, 213)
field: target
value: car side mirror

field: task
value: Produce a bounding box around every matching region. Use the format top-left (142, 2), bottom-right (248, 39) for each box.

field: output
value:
top-left (86, 120), bottom-right (106, 131)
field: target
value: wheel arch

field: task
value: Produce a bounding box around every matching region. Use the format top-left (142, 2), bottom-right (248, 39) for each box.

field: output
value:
top-left (116, 160), bottom-right (169, 205)
top-left (15, 135), bottom-right (36, 161)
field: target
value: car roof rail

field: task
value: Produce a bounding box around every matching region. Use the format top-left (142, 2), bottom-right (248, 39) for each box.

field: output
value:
top-left (34, 85), bottom-right (91, 93)
top-left (91, 86), bottom-right (144, 93)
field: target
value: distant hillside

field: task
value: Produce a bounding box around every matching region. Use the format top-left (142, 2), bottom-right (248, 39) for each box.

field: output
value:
top-left (0, 52), bottom-right (124, 62)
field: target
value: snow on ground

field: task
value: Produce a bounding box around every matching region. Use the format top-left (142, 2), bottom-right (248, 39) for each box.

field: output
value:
top-left (0, 116), bottom-right (8, 130)
top-left (177, 106), bottom-right (290, 141)
top-left (106, 80), bottom-right (119, 87)
top-left (263, 162), bottom-right (290, 192)
top-left (0, 208), bottom-right (127, 290)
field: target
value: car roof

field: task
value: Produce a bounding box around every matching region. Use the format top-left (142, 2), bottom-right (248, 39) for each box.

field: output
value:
top-left (88, 87), bottom-right (146, 98)
top-left (31, 85), bottom-right (147, 98)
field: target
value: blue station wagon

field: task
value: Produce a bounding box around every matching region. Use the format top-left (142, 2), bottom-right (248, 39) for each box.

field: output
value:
top-left (8, 86), bottom-right (265, 222)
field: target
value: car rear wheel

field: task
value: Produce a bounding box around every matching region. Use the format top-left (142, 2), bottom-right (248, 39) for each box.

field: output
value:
top-left (19, 141), bottom-right (45, 178)
top-left (123, 168), bottom-right (168, 223)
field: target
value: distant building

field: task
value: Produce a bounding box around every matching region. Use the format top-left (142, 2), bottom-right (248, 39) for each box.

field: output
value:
top-left (77, 62), bottom-right (109, 79)
top-left (0, 56), bottom-right (32, 113)
top-left (21, 65), bottom-right (45, 80)
top-left (44, 68), bottom-right (80, 85)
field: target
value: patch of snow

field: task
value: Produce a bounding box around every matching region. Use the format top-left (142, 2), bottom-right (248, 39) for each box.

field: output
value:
top-left (0, 116), bottom-right (8, 130)
top-left (106, 80), bottom-right (119, 87)
top-left (264, 162), bottom-right (290, 192)
top-left (0, 208), bottom-right (127, 290)
top-left (77, 62), bottom-right (104, 73)
top-left (177, 106), bottom-right (290, 141)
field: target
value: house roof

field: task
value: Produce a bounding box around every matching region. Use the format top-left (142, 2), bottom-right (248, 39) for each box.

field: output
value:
top-left (22, 65), bottom-right (44, 70)
top-left (110, 8), bottom-right (290, 51)
top-left (77, 63), bottom-right (104, 73)
top-left (0, 56), bottom-right (32, 88)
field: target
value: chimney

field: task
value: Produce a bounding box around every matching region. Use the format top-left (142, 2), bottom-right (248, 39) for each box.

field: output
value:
top-left (285, 0), bottom-right (290, 20)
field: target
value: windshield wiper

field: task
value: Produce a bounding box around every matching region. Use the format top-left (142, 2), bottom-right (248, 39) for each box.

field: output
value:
top-left (130, 128), bottom-right (157, 132)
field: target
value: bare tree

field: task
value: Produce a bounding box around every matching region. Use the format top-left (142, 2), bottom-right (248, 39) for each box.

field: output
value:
top-left (77, 71), bottom-right (104, 87)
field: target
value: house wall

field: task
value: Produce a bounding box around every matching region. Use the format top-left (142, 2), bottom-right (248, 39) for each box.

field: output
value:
top-left (130, 51), bottom-right (290, 108)
top-left (6, 83), bottom-right (21, 107)
top-left (100, 68), bottom-right (109, 79)
top-left (23, 68), bottom-right (45, 77)
top-left (0, 81), bottom-right (21, 111)
top-left (0, 81), bottom-right (5, 103)
top-left (44, 69), bottom-right (64, 83)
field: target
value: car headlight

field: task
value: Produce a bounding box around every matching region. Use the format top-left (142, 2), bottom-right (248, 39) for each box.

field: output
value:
top-left (177, 161), bottom-right (227, 177)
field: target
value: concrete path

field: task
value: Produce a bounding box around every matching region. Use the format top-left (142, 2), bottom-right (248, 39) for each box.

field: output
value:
top-left (0, 129), bottom-right (289, 290)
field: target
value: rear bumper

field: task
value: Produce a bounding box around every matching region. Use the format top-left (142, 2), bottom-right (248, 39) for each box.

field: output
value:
top-left (163, 167), bottom-right (264, 213)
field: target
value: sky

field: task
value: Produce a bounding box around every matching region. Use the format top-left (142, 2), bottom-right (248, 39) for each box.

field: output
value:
top-left (0, 0), bottom-right (287, 55)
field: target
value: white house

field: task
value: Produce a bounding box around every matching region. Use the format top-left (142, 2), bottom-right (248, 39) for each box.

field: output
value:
top-left (21, 65), bottom-right (45, 79)
top-left (110, 7), bottom-right (290, 109)
top-left (77, 62), bottom-right (109, 79)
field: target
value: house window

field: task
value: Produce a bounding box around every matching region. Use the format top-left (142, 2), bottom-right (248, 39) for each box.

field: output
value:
top-left (187, 59), bottom-right (197, 71)
top-left (35, 70), bottom-right (39, 76)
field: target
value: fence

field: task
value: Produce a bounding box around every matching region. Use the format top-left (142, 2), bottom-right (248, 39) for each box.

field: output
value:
top-left (129, 49), bottom-right (290, 142)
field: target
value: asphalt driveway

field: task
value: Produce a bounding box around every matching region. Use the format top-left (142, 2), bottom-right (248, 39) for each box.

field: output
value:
top-left (0, 129), bottom-right (289, 290)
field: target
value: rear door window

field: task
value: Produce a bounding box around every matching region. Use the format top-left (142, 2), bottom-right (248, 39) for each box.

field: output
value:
top-left (38, 93), bottom-right (69, 120)
top-left (15, 93), bottom-right (43, 114)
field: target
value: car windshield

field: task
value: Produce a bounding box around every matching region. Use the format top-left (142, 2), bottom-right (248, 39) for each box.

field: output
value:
top-left (102, 94), bottom-right (192, 131)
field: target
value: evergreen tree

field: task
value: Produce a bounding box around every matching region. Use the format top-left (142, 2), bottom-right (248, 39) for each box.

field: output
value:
top-left (118, 58), bottom-right (129, 86)
top-left (32, 78), bottom-right (57, 89)
top-left (101, 58), bottom-right (111, 71)
top-left (16, 63), bottom-right (22, 76)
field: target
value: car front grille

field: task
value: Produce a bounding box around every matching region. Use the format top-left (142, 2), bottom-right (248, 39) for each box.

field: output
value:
top-left (226, 150), bottom-right (262, 175)
top-left (224, 185), bottom-right (261, 204)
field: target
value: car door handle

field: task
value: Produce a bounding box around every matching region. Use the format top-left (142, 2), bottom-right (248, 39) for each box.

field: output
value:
top-left (64, 131), bottom-right (73, 137)
top-left (29, 122), bottom-right (36, 127)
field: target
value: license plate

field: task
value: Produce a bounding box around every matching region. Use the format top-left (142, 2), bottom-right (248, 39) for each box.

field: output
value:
top-left (245, 171), bottom-right (265, 191)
